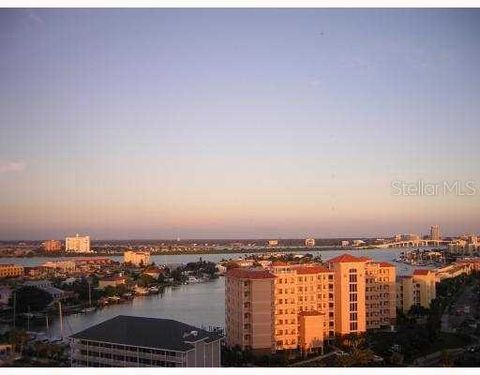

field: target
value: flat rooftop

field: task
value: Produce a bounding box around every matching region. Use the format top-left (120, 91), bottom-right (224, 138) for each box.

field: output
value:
top-left (70, 315), bottom-right (222, 351)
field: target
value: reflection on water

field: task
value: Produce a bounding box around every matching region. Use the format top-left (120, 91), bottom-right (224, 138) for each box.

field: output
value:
top-left (49, 278), bottom-right (226, 338)
top-left (4, 247), bottom-right (440, 337)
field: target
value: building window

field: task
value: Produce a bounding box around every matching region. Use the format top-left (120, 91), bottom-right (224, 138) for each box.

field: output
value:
top-left (350, 322), bottom-right (358, 331)
top-left (349, 294), bottom-right (357, 302)
top-left (349, 284), bottom-right (357, 292)
top-left (349, 268), bottom-right (357, 273)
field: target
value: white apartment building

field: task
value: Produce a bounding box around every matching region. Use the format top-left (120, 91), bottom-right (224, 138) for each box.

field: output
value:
top-left (65, 234), bottom-right (92, 253)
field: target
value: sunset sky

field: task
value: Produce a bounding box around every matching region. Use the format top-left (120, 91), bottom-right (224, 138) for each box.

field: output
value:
top-left (1, 9), bottom-right (479, 240)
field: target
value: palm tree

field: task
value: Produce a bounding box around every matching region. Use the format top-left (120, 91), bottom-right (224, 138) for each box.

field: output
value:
top-left (441, 350), bottom-right (453, 367)
top-left (341, 333), bottom-right (365, 350)
top-left (9, 328), bottom-right (29, 354)
top-left (389, 352), bottom-right (404, 366)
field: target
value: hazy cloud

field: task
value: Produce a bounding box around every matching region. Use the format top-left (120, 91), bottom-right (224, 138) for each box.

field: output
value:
top-left (0, 160), bottom-right (26, 174)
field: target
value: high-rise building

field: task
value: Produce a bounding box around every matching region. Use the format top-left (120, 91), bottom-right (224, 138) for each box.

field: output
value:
top-left (65, 234), bottom-right (91, 253)
top-left (270, 262), bottom-right (333, 353)
top-left (124, 250), bottom-right (151, 266)
top-left (401, 234), bottom-right (420, 241)
top-left (327, 254), bottom-right (367, 335)
top-left (42, 240), bottom-right (62, 252)
top-left (396, 269), bottom-right (436, 313)
top-left (430, 225), bottom-right (441, 241)
top-left (467, 234), bottom-right (478, 245)
top-left (305, 238), bottom-right (315, 248)
top-left (225, 254), bottom-right (397, 355)
top-left (364, 261), bottom-right (397, 329)
top-left (225, 268), bottom-right (276, 354)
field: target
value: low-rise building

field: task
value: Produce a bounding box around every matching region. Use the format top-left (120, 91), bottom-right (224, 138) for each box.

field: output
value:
top-left (435, 263), bottom-right (470, 281)
top-left (41, 260), bottom-right (76, 273)
top-left (0, 264), bottom-right (24, 279)
top-left (24, 280), bottom-right (69, 301)
top-left (74, 258), bottom-right (115, 268)
top-left (124, 250), bottom-right (151, 267)
top-left (143, 266), bottom-right (164, 280)
top-left (70, 315), bottom-right (223, 367)
top-left (457, 257), bottom-right (480, 272)
top-left (435, 258), bottom-right (480, 281)
top-left (98, 276), bottom-right (126, 290)
top-left (352, 239), bottom-right (366, 247)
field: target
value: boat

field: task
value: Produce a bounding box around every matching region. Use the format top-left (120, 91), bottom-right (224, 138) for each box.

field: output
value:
top-left (81, 307), bottom-right (96, 313)
top-left (81, 280), bottom-right (96, 312)
top-left (187, 276), bottom-right (201, 284)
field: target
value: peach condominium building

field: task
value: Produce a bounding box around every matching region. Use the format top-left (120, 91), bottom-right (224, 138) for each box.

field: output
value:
top-left (396, 269), bottom-right (436, 313)
top-left (225, 253), bottom-right (397, 355)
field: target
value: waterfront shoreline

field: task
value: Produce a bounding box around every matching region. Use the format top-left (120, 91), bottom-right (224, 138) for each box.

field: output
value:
top-left (0, 245), bottom-right (414, 259)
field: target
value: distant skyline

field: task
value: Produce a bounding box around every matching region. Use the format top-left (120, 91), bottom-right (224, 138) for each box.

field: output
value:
top-left (1, 9), bottom-right (479, 240)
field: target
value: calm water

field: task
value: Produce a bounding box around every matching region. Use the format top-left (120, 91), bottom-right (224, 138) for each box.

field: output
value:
top-left (48, 278), bottom-right (226, 338)
top-left (0, 247), bottom-right (438, 268)
top-left (4, 247), bottom-right (441, 338)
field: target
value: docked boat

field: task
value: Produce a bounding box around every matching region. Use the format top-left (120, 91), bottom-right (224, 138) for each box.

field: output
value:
top-left (81, 306), bottom-right (96, 313)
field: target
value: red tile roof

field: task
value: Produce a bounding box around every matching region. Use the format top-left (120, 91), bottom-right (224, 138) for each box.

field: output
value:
top-left (413, 269), bottom-right (431, 276)
top-left (378, 262), bottom-right (395, 268)
top-left (327, 253), bottom-right (369, 263)
top-left (226, 268), bottom-right (276, 279)
top-left (101, 276), bottom-right (125, 282)
top-left (144, 267), bottom-right (163, 273)
top-left (458, 258), bottom-right (480, 264)
top-left (293, 265), bottom-right (331, 274)
top-left (271, 261), bottom-right (289, 267)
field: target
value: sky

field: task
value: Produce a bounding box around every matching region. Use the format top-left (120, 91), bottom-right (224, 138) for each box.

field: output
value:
top-left (0, 9), bottom-right (479, 240)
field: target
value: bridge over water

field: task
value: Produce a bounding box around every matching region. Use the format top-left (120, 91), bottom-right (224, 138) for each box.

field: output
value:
top-left (374, 240), bottom-right (450, 248)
